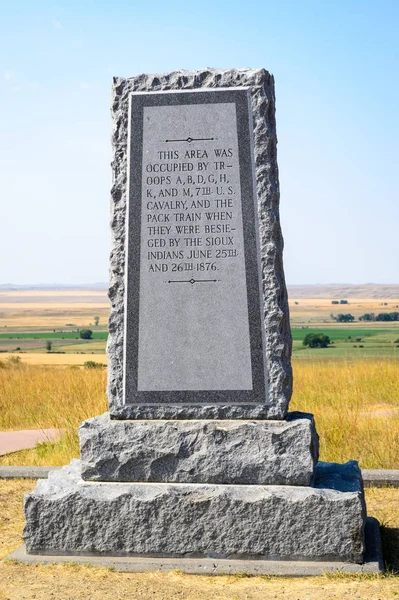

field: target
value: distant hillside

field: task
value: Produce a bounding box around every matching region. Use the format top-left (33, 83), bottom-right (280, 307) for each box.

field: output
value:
top-left (288, 284), bottom-right (399, 299)
top-left (0, 283), bottom-right (108, 291)
top-left (1, 282), bottom-right (398, 299)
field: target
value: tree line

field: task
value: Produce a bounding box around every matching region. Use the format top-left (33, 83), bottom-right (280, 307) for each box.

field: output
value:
top-left (330, 312), bottom-right (399, 323)
top-left (359, 312), bottom-right (399, 322)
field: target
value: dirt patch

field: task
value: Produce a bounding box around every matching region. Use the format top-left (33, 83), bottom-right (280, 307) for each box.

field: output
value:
top-left (0, 481), bottom-right (398, 599)
top-left (1, 563), bottom-right (398, 600)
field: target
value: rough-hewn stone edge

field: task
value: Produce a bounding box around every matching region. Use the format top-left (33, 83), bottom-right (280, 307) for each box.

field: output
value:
top-left (78, 411), bottom-right (319, 485)
top-left (1, 465), bottom-right (396, 492)
top-left (2, 465), bottom-right (396, 489)
top-left (108, 68), bottom-right (292, 420)
top-left (109, 404), bottom-right (278, 420)
top-left (6, 519), bottom-right (383, 575)
top-left (23, 459), bottom-right (366, 561)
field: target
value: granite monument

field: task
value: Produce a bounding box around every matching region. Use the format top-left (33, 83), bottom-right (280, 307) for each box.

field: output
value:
top-left (20, 69), bottom-right (373, 573)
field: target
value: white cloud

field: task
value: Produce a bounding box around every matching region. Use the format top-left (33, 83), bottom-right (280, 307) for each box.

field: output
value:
top-left (4, 70), bottom-right (12, 81)
top-left (53, 20), bottom-right (62, 29)
top-left (79, 82), bottom-right (91, 89)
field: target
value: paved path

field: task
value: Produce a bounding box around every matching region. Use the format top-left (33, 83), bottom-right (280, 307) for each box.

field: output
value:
top-left (0, 429), bottom-right (62, 456)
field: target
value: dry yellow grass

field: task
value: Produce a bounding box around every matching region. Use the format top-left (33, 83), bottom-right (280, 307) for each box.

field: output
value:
top-left (0, 313), bottom-right (108, 328)
top-left (0, 352), bottom-right (107, 366)
top-left (3, 289), bottom-right (398, 328)
top-left (0, 364), bottom-right (107, 466)
top-left (0, 364), bottom-right (107, 431)
top-left (0, 481), bottom-right (398, 599)
top-left (0, 289), bottom-right (109, 328)
top-left (0, 359), bottom-right (398, 469)
top-left (290, 359), bottom-right (399, 468)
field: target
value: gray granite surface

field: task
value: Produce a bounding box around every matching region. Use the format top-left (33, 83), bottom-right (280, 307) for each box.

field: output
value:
top-left (23, 459), bottom-right (366, 561)
top-left (9, 518), bottom-right (384, 575)
top-left (109, 68), bottom-right (292, 419)
top-left (79, 412), bottom-right (319, 485)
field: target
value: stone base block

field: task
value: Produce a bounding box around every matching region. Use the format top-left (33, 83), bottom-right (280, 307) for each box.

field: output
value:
top-left (24, 460), bottom-right (366, 562)
top-left (79, 412), bottom-right (319, 485)
top-left (8, 519), bottom-right (384, 574)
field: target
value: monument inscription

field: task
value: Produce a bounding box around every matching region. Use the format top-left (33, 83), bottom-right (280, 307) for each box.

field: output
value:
top-left (124, 89), bottom-right (268, 404)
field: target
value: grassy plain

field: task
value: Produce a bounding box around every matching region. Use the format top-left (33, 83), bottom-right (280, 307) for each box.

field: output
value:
top-left (289, 295), bottom-right (399, 323)
top-left (0, 289), bottom-right (109, 330)
top-left (2, 288), bottom-right (399, 359)
top-left (0, 480), bottom-right (398, 599)
top-left (0, 359), bottom-right (398, 468)
top-left (290, 300), bottom-right (399, 359)
top-left (292, 329), bottom-right (399, 359)
top-left (0, 286), bottom-right (398, 468)
top-left (0, 288), bottom-right (109, 362)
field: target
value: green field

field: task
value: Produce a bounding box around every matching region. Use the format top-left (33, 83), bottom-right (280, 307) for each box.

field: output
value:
top-left (3, 328), bottom-right (396, 341)
top-left (291, 328), bottom-right (393, 340)
top-left (292, 327), bottom-right (399, 358)
top-left (0, 330), bottom-right (108, 356)
top-left (52, 341), bottom-right (107, 354)
top-left (0, 331), bottom-right (108, 340)
top-left (2, 328), bottom-right (399, 359)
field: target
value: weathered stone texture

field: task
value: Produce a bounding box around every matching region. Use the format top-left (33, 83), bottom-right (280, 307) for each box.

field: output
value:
top-left (109, 68), bottom-right (292, 419)
top-left (79, 412), bottom-right (319, 485)
top-left (24, 460), bottom-right (365, 561)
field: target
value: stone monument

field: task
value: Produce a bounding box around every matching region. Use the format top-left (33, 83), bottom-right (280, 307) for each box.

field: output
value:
top-left (19, 69), bottom-right (377, 574)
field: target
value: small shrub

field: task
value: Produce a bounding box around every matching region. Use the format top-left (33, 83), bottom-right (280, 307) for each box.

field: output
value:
top-left (7, 355), bottom-right (22, 366)
top-left (84, 361), bottom-right (105, 369)
top-left (303, 333), bottom-right (331, 348)
top-left (80, 329), bottom-right (93, 340)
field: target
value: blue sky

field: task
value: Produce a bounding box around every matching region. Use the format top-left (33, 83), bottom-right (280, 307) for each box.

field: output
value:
top-left (1, 0), bottom-right (398, 284)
